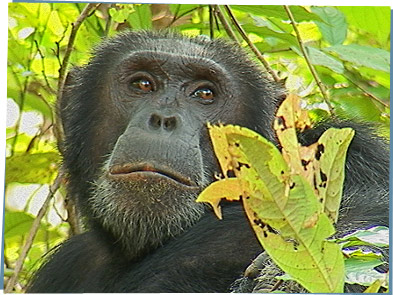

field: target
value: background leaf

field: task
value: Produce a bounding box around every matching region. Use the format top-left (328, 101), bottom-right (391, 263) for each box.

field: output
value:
top-left (324, 44), bottom-right (390, 72)
top-left (338, 6), bottom-right (391, 45)
top-left (312, 6), bottom-right (347, 45)
top-left (6, 152), bottom-right (59, 184)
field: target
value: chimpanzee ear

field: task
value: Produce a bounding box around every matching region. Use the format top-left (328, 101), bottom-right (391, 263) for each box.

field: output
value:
top-left (58, 66), bottom-right (83, 111)
top-left (56, 66), bottom-right (83, 152)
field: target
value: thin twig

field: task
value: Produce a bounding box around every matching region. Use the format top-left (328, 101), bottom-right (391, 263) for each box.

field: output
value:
top-left (5, 170), bottom-right (64, 293)
top-left (283, 5), bottom-right (332, 112)
top-left (57, 3), bottom-right (100, 100)
top-left (209, 5), bottom-right (214, 39)
top-left (104, 4), bottom-right (114, 37)
top-left (223, 5), bottom-right (281, 83)
top-left (10, 29), bottom-right (37, 156)
top-left (64, 195), bottom-right (82, 236)
top-left (270, 279), bottom-right (284, 292)
top-left (213, 5), bottom-right (240, 43)
top-left (34, 40), bottom-right (56, 95)
top-left (344, 70), bottom-right (390, 108)
top-left (56, 3), bottom-right (100, 143)
top-left (167, 6), bottom-right (202, 28)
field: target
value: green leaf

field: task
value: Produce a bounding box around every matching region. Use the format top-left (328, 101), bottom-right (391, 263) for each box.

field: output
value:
top-left (343, 248), bottom-right (383, 260)
top-left (47, 10), bottom-right (65, 36)
top-left (306, 46), bottom-right (344, 74)
top-left (7, 70), bottom-right (53, 119)
top-left (109, 7), bottom-right (132, 23)
top-left (127, 4), bottom-right (152, 29)
top-left (344, 257), bottom-right (386, 286)
top-left (324, 44), bottom-right (390, 73)
top-left (338, 6), bottom-right (390, 46)
top-left (315, 128), bottom-right (355, 222)
top-left (231, 5), bottom-right (321, 22)
top-left (331, 93), bottom-right (382, 122)
top-left (357, 67), bottom-right (390, 89)
top-left (246, 174), bottom-right (344, 293)
top-left (169, 4), bottom-right (200, 16)
top-left (4, 211), bottom-right (35, 239)
top-left (6, 152), bottom-right (60, 184)
top-left (197, 178), bottom-right (243, 219)
top-left (338, 226), bottom-right (389, 248)
top-left (242, 24), bottom-right (299, 48)
top-left (364, 279), bottom-right (383, 293)
top-left (311, 6), bottom-right (347, 45)
top-left (198, 124), bottom-right (345, 293)
top-left (5, 211), bottom-right (65, 247)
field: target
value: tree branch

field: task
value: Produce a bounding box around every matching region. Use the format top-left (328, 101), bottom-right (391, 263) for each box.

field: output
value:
top-left (5, 170), bottom-right (64, 293)
top-left (56, 3), bottom-right (100, 140)
top-left (223, 5), bottom-right (281, 83)
top-left (344, 70), bottom-right (390, 109)
top-left (213, 5), bottom-right (240, 43)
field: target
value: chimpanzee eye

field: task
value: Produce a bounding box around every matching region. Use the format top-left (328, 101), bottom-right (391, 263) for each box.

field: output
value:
top-left (130, 79), bottom-right (153, 92)
top-left (192, 88), bottom-right (215, 102)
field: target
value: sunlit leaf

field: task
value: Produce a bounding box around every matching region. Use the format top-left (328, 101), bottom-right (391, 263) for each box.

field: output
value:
top-left (337, 226), bottom-right (389, 248)
top-left (306, 46), bottom-right (344, 74)
top-left (324, 44), bottom-right (390, 73)
top-left (312, 6), bottom-right (347, 45)
top-left (6, 152), bottom-right (60, 184)
top-left (363, 279), bottom-right (383, 293)
top-left (199, 120), bottom-right (345, 293)
top-left (127, 4), bottom-right (152, 29)
top-left (242, 24), bottom-right (299, 48)
top-left (4, 211), bottom-right (35, 239)
top-left (345, 257), bottom-right (387, 286)
top-left (338, 6), bottom-right (390, 46)
top-left (314, 128), bottom-right (355, 222)
top-left (231, 5), bottom-right (321, 22)
top-left (331, 94), bottom-right (382, 122)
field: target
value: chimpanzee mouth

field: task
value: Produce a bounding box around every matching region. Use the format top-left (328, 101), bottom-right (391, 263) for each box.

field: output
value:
top-left (108, 163), bottom-right (199, 188)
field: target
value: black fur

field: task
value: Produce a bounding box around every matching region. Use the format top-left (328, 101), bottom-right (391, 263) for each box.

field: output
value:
top-left (27, 31), bottom-right (389, 293)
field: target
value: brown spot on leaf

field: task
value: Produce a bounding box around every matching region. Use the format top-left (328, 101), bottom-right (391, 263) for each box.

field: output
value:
top-left (226, 170), bottom-right (235, 178)
top-left (301, 159), bottom-right (310, 170)
top-left (316, 144), bottom-right (325, 160)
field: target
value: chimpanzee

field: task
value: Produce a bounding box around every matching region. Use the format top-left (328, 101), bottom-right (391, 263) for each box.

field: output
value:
top-left (27, 31), bottom-right (389, 293)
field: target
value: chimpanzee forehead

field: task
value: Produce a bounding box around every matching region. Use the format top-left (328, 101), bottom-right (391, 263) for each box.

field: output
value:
top-left (131, 37), bottom-right (218, 61)
top-left (93, 32), bottom-right (252, 77)
top-left (113, 49), bottom-right (231, 85)
top-left (123, 49), bottom-right (226, 70)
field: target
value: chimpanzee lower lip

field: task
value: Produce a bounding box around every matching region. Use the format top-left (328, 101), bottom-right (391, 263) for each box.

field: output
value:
top-left (109, 163), bottom-right (198, 188)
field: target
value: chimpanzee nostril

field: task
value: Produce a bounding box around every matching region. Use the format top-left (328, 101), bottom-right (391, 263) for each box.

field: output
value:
top-left (149, 114), bottom-right (177, 131)
top-left (163, 117), bottom-right (177, 131)
top-left (149, 114), bottom-right (162, 130)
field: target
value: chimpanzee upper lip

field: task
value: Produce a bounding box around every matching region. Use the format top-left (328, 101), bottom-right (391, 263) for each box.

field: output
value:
top-left (109, 163), bottom-right (198, 188)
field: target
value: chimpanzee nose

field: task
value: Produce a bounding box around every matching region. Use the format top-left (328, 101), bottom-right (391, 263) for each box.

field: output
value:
top-left (149, 113), bottom-right (177, 132)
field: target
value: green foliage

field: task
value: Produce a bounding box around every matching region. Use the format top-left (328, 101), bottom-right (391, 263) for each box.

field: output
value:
top-left (6, 3), bottom-right (390, 292)
top-left (197, 94), bottom-right (359, 292)
top-left (4, 212), bottom-right (36, 240)
top-left (338, 6), bottom-right (391, 45)
top-left (315, 128), bottom-right (355, 222)
top-left (312, 6), bottom-right (347, 45)
top-left (325, 44), bottom-right (390, 73)
top-left (335, 226), bottom-right (389, 248)
top-left (338, 227), bottom-right (389, 290)
top-left (6, 152), bottom-right (59, 184)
